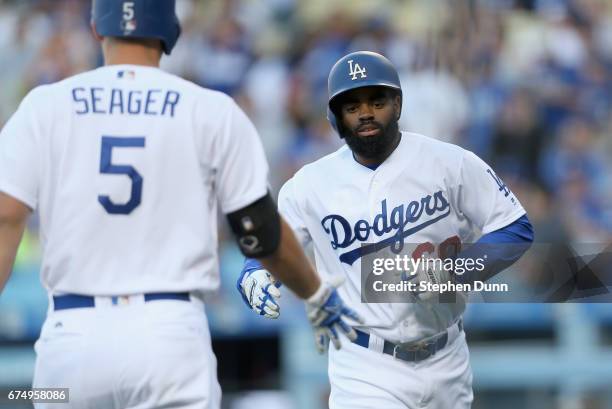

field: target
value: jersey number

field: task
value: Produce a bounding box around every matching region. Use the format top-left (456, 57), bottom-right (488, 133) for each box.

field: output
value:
top-left (123, 2), bottom-right (135, 20)
top-left (98, 136), bottom-right (145, 215)
top-left (411, 236), bottom-right (462, 260)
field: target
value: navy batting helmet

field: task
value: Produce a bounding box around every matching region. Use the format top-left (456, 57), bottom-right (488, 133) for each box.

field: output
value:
top-left (92, 0), bottom-right (181, 55)
top-left (327, 51), bottom-right (402, 133)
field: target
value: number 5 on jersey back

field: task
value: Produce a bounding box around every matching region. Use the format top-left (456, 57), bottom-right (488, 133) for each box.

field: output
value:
top-left (98, 136), bottom-right (145, 215)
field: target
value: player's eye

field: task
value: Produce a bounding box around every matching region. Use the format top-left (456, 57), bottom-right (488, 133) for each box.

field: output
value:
top-left (344, 104), bottom-right (359, 113)
top-left (373, 99), bottom-right (386, 108)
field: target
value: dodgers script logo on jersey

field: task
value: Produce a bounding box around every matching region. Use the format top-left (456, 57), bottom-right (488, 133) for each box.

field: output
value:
top-left (348, 59), bottom-right (367, 80)
top-left (321, 191), bottom-right (451, 265)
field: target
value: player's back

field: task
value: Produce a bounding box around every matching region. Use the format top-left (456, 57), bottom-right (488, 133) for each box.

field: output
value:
top-left (22, 65), bottom-right (245, 296)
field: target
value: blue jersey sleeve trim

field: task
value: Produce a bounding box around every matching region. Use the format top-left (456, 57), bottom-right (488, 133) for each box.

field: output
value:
top-left (456, 214), bottom-right (533, 284)
top-left (478, 214), bottom-right (534, 244)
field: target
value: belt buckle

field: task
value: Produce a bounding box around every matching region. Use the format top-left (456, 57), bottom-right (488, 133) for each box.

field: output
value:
top-left (394, 339), bottom-right (434, 362)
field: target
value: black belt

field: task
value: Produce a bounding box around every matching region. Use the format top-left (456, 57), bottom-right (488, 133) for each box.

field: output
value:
top-left (353, 320), bottom-right (462, 363)
top-left (53, 292), bottom-right (190, 311)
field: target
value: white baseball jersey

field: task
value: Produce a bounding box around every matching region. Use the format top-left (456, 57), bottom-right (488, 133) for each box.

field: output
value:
top-left (279, 132), bottom-right (525, 343)
top-left (0, 64), bottom-right (269, 297)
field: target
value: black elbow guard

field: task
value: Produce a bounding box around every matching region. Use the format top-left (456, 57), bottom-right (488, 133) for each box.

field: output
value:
top-left (226, 193), bottom-right (281, 258)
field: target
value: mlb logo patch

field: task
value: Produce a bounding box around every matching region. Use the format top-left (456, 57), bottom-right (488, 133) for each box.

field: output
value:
top-left (121, 19), bottom-right (137, 35)
top-left (111, 296), bottom-right (131, 305)
top-left (241, 216), bottom-right (255, 231)
top-left (118, 70), bottom-right (136, 79)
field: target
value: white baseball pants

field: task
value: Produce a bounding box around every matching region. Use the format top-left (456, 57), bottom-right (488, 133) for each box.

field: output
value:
top-left (32, 295), bottom-right (221, 409)
top-left (328, 329), bottom-right (473, 408)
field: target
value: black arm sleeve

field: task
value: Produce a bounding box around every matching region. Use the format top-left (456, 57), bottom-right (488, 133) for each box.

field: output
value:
top-left (226, 192), bottom-right (281, 258)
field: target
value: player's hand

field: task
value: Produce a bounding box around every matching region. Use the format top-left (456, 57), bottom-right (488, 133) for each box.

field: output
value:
top-left (305, 276), bottom-right (363, 353)
top-left (237, 269), bottom-right (282, 319)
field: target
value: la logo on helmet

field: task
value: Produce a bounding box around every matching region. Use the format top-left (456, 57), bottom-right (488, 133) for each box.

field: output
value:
top-left (348, 60), bottom-right (367, 80)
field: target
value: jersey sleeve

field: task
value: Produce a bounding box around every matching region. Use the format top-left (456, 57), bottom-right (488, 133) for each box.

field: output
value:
top-left (215, 99), bottom-right (270, 214)
top-left (454, 150), bottom-right (526, 234)
top-left (278, 177), bottom-right (312, 248)
top-left (0, 91), bottom-right (40, 209)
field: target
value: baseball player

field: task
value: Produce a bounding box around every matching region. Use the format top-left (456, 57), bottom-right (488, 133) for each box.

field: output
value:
top-left (238, 51), bottom-right (534, 408)
top-left (0, 2), bottom-right (359, 408)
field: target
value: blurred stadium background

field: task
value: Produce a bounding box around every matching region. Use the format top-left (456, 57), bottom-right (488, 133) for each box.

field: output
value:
top-left (1, 0), bottom-right (612, 408)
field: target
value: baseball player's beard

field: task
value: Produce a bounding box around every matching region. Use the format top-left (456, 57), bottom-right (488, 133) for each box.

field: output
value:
top-left (342, 119), bottom-right (400, 160)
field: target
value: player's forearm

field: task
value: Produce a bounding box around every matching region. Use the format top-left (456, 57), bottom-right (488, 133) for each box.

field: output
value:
top-left (0, 193), bottom-right (30, 294)
top-left (455, 214), bottom-right (534, 284)
top-left (257, 219), bottom-right (320, 299)
top-left (0, 219), bottom-right (26, 294)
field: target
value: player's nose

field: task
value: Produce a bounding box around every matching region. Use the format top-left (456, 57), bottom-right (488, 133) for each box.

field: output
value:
top-left (358, 103), bottom-right (374, 120)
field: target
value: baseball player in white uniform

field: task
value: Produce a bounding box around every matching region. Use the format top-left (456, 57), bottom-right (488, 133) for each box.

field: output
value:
top-left (238, 51), bottom-right (534, 408)
top-left (0, 2), bottom-right (359, 408)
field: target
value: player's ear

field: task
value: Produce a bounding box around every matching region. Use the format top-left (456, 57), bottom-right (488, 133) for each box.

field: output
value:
top-left (393, 94), bottom-right (401, 120)
top-left (91, 21), bottom-right (103, 42)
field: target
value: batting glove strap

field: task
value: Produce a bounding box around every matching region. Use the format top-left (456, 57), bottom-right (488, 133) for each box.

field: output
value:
top-left (236, 266), bottom-right (259, 307)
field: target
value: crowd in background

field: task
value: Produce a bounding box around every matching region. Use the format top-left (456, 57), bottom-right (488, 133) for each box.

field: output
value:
top-left (1, 0), bottom-right (611, 267)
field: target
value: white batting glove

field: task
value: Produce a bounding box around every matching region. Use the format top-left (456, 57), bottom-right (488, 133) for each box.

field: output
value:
top-left (305, 276), bottom-right (363, 353)
top-left (238, 269), bottom-right (282, 319)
